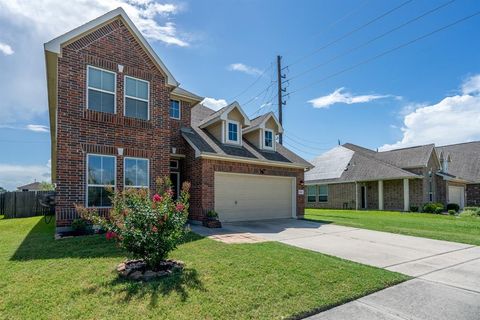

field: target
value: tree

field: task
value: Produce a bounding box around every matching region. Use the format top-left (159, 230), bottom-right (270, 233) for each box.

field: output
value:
top-left (0, 187), bottom-right (6, 194)
top-left (39, 181), bottom-right (55, 191)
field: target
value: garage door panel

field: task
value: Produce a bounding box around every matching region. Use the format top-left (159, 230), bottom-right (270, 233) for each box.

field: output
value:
top-left (214, 172), bottom-right (294, 222)
top-left (448, 186), bottom-right (465, 209)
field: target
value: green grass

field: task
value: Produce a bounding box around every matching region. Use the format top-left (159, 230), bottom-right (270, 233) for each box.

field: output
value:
top-left (0, 216), bottom-right (408, 320)
top-left (306, 209), bottom-right (480, 246)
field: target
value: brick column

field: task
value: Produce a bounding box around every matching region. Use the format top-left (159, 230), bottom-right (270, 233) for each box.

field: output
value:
top-left (378, 180), bottom-right (384, 210)
top-left (403, 178), bottom-right (410, 212)
top-left (355, 182), bottom-right (359, 210)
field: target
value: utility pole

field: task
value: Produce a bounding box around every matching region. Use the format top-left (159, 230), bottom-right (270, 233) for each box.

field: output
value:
top-left (277, 55), bottom-right (286, 144)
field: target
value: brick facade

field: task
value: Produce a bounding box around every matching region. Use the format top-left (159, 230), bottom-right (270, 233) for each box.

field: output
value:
top-left (306, 183), bottom-right (356, 210)
top-left (466, 184), bottom-right (480, 206)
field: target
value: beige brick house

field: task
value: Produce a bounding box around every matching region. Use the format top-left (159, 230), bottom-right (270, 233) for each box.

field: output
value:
top-left (305, 142), bottom-right (478, 211)
top-left (44, 8), bottom-right (311, 231)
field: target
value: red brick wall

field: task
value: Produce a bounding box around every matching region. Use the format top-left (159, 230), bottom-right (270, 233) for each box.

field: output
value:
top-left (184, 153), bottom-right (305, 221)
top-left (466, 183), bottom-right (480, 206)
top-left (55, 19), bottom-right (175, 226)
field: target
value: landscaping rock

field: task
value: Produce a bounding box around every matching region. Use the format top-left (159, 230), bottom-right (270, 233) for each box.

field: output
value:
top-left (130, 271), bottom-right (143, 280)
top-left (117, 259), bottom-right (184, 281)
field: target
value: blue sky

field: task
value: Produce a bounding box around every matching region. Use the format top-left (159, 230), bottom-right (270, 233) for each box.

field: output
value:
top-left (1, 0), bottom-right (480, 190)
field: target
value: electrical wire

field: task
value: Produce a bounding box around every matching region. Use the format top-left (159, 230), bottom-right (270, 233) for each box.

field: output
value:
top-left (287, 9), bottom-right (480, 97)
top-left (284, 136), bottom-right (335, 151)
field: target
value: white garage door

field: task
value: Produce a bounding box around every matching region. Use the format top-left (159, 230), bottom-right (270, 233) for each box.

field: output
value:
top-left (214, 172), bottom-right (295, 222)
top-left (448, 186), bottom-right (465, 209)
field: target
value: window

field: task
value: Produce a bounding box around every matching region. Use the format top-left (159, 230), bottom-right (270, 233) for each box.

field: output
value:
top-left (124, 76), bottom-right (149, 120)
top-left (169, 160), bottom-right (179, 169)
top-left (264, 129), bottom-right (274, 149)
top-left (227, 121), bottom-right (239, 143)
top-left (307, 185), bottom-right (316, 202)
top-left (318, 185), bottom-right (328, 202)
top-left (87, 154), bottom-right (115, 207)
top-left (87, 66), bottom-right (116, 114)
top-left (170, 100), bottom-right (181, 119)
top-left (124, 157), bottom-right (149, 188)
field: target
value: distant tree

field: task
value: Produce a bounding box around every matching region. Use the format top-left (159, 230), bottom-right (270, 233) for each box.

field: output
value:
top-left (39, 182), bottom-right (55, 191)
top-left (0, 186), bottom-right (6, 194)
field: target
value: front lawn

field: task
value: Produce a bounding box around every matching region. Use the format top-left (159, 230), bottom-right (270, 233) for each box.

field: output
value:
top-left (0, 216), bottom-right (407, 319)
top-left (306, 209), bottom-right (480, 246)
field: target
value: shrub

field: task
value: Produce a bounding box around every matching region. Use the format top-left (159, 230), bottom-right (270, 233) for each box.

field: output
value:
top-left (409, 206), bottom-right (419, 212)
top-left (448, 210), bottom-right (456, 216)
top-left (460, 207), bottom-right (480, 217)
top-left (422, 202), bottom-right (444, 214)
top-left (78, 177), bottom-right (191, 269)
top-left (446, 203), bottom-right (460, 212)
top-left (71, 218), bottom-right (89, 234)
top-left (206, 210), bottom-right (219, 219)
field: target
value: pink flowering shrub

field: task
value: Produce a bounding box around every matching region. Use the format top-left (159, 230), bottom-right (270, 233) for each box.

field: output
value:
top-left (77, 177), bottom-right (190, 269)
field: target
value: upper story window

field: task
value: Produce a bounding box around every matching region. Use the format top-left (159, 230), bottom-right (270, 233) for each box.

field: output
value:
top-left (170, 100), bottom-right (181, 120)
top-left (124, 157), bottom-right (149, 188)
top-left (227, 120), bottom-right (239, 144)
top-left (87, 154), bottom-right (115, 207)
top-left (125, 76), bottom-right (149, 120)
top-left (87, 66), bottom-right (116, 114)
top-left (264, 129), bottom-right (274, 150)
top-left (307, 186), bottom-right (316, 203)
top-left (318, 185), bottom-right (328, 202)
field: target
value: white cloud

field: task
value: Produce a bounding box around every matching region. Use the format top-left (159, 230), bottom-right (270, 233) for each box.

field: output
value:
top-left (0, 161), bottom-right (51, 191)
top-left (380, 74), bottom-right (480, 151)
top-left (0, 41), bottom-right (13, 55)
top-left (201, 97), bottom-right (228, 111)
top-left (227, 63), bottom-right (262, 76)
top-left (308, 87), bottom-right (391, 109)
top-left (0, 0), bottom-right (190, 125)
top-left (26, 124), bottom-right (49, 133)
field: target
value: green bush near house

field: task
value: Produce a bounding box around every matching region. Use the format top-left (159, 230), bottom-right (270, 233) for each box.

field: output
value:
top-left (448, 210), bottom-right (456, 216)
top-left (446, 203), bottom-right (460, 212)
top-left (409, 206), bottom-right (419, 212)
top-left (460, 207), bottom-right (480, 217)
top-left (422, 202), bottom-right (444, 214)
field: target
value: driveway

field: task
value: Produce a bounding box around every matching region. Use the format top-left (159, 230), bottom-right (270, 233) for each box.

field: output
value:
top-left (191, 219), bottom-right (480, 320)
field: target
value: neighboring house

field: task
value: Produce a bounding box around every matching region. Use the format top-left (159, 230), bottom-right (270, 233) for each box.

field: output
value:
top-left (436, 141), bottom-right (480, 206)
top-left (17, 182), bottom-right (43, 192)
top-left (44, 8), bottom-right (311, 231)
top-left (305, 142), bottom-right (475, 211)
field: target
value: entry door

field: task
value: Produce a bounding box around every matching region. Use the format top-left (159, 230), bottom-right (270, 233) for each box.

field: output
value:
top-left (170, 172), bottom-right (180, 200)
top-left (361, 186), bottom-right (367, 209)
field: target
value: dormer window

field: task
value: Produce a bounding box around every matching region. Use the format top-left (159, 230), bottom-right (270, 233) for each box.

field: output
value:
top-left (264, 129), bottom-right (274, 150)
top-left (227, 120), bottom-right (240, 144)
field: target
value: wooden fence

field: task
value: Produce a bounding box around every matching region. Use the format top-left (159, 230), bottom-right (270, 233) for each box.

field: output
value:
top-left (0, 191), bottom-right (53, 219)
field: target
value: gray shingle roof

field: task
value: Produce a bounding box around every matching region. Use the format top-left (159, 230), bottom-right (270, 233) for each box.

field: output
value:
top-left (171, 87), bottom-right (203, 101)
top-left (436, 141), bottom-right (480, 183)
top-left (183, 104), bottom-right (311, 168)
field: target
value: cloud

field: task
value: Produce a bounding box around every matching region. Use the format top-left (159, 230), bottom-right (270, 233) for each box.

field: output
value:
top-left (0, 41), bottom-right (13, 55)
top-left (201, 97), bottom-right (228, 111)
top-left (380, 74), bottom-right (480, 151)
top-left (308, 87), bottom-right (391, 109)
top-left (0, 161), bottom-right (51, 191)
top-left (227, 63), bottom-right (262, 76)
top-left (26, 124), bottom-right (49, 132)
top-left (0, 0), bottom-right (190, 125)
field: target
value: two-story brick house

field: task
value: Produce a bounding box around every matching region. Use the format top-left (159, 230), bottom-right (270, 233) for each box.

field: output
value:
top-left (45, 8), bottom-right (311, 232)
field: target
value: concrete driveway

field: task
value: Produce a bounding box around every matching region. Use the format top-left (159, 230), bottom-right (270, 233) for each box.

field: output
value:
top-left (191, 219), bottom-right (480, 320)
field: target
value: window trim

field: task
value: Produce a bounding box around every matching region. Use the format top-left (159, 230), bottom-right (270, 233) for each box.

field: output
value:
top-left (263, 129), bottom-right (275, 151)
top-left (226, 120), bottom-right (241, 145)
top-left (169, 99), bottom-right (181, 120)
top-left (86, 153), bottom-right (116, 208)
top-left (307, 185), bottom-right (317, 203)
top-left (86, 65), bottom-right (117, 114)
top-left (123, 157), bottom-right (150, 189)
top-left (318, 185), bottom-right (328, 203)
top-left (124, 75), bottom-right (150, 121)
top-left (169, 159), bottom-right (179, 169)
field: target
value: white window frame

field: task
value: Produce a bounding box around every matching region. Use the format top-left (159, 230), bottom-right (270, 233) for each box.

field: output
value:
top-left (263, 129), bottom-right (275, 151)
top-left (124, 75), bottom-right (150, 121)
top-left (169, 159), bottom-right (179, 169)
top-left (86, 65), bottom-right (117, 114)
top-left (169, 99), bottom-right (181, 120)
top-left (86, 153), bottom-right (116, 208)
top-left (307, 185), bottom-right (317, 203)
top-left (123, 157), bottom-right (150, 189)
top-left (226, 120), bottom-right (241, 145)
top-left (318, 185), bottom-right (328, 203)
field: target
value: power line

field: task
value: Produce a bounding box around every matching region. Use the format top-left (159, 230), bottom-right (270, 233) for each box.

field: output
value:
top-left (241, 81), bottom-right (277, 107)
top-left (283, 141), bottom-right (325, 156)
top-left (288, 0), bottom-right (456, 82)
top-left (284, 0), bottom-right (414, 69)
top-left (283, 129), bottom-right (335, 146)
top-left (284, 136), bottom-right (335, 151)
top-left (287, 9), bottom-right (480, 97)
top-left (229, 62), bottom-right (274, 101)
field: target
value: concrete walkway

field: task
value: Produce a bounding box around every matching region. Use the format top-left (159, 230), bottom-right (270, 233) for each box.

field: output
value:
top-left (191, 219), bottom-right (480, 320)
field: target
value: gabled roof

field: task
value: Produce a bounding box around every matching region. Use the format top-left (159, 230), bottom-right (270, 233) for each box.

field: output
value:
top-left (436, 141), bottom-right (480, 183)
top-left (198, 101), bottom-right (251, 128)
top-left (243, 112), bottom-right (283, 134)
top-left (171, 87), bottom-right (203, 103)
top-left (17, 182), bottom-right (42, 191)
top-left (44, 7), bottom-right (178, 86)
top-left (306, 146), bottom-right (420, 184)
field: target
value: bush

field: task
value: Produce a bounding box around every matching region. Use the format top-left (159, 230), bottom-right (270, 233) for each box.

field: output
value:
top-left (448, 210), bottom-right (456, 216)
top-left (446, 203), bottom-right (460, 212)
top-left (409, 206), bottom-right (419, 212)
top-left (71, 218), bottom-right (90, 234)
top-left (461, 207), bottom-right (480, 217)
top-left (78, 177), bottom-right (191, 269)
top-left (206, 210), bottom-right (219, 219)
top-left (422, 202), bottom-right (444, 214)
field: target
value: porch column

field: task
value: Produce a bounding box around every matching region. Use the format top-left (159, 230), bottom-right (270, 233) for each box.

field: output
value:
top-left (355, 182), bottom-right (359, 210)
top-left (378, 180), bottom-right (384, 210)
top-left (403, 178), bottom-right (409, 212)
